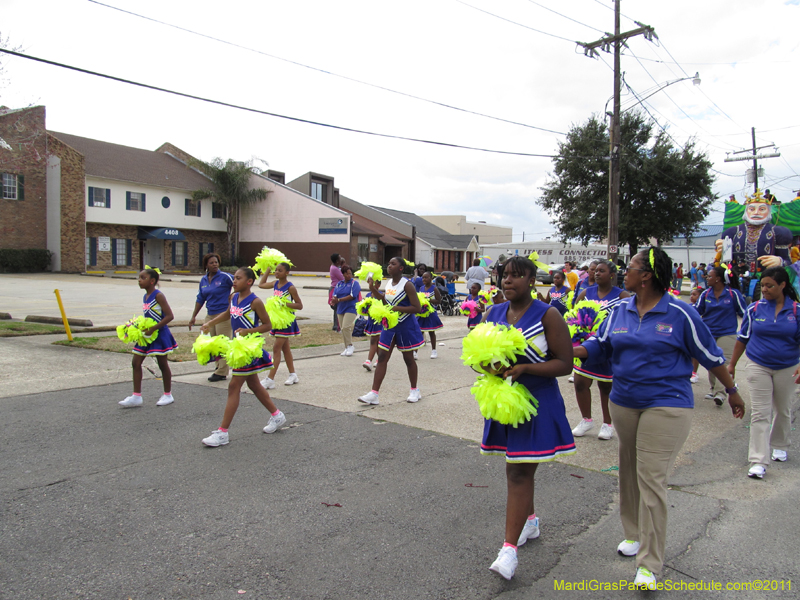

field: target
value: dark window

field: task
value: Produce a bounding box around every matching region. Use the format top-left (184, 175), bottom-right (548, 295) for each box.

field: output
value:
top-left (185, 198), bottom-right (201, 217)
top-left (2, 173), bottom-right (23, 200)
top-left (126, 191), bottom-right (146, 212)
top-left (212, 202), bottom-right (226, 219)
top-left (88, 187), bottom-right (110, 208)
top-left (161, 196), bottom-right (171, 208)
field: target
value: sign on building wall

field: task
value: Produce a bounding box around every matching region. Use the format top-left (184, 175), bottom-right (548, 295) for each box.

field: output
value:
top-left (98, 236), bottom-right (111, 252)
top-left (319, 218), bottom-right (347, 234)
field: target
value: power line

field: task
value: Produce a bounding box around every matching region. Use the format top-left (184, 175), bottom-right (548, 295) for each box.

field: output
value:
top-left (524, 0), bottom-right (606, 34)
top-left (454, 0), bottom-right (579, 43)
top-left (0, 48), bottom-right (572, 158)
top-left (86, 0), bottom-right (566, 136)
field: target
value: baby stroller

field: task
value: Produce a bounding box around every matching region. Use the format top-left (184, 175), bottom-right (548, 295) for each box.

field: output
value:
top-left (436, 277), bottom-right (458, 316)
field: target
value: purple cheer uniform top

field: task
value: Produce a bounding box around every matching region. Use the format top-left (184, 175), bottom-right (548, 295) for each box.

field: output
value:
top-left (377, 277), bottom-right (425, 352)
top-left (229, 291), bottom-right (273, 376)
top-left (270, 280), bottom-right (300, 338)
top-left (572, 285), bottom-right (625, 382)
top-left (132, 290), bottom-right (178, 356)
top-left (480, 300), bottom-right (576, 462)
top-left (417, 283), bottom-right (443, 332)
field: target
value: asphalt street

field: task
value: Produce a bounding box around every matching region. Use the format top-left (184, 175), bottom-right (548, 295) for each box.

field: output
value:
top-left (1, 273), bottom-right (799, 599)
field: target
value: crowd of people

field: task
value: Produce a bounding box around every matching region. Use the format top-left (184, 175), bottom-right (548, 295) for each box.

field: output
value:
top-left (116, 246), bottom-right (797, 590)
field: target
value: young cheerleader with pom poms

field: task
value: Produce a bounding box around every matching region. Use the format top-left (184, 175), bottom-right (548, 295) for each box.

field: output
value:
top-left (537, 270), bottom-right (572, 316)
top-left (477, 256), bottom-right (575, 581)
top-left (570, 260), bottom-right (630, 441)
top-left (119, 267), bottom-right (178, 408)
top-left (200, 267), bottom-right (286, 446)
top-left (417, 270), bottom-right (443, 358)
top-left (358, 291), bottom-right (383, 372)
top-left (462, 282), bottom-right (485, 330)
top-left (358, 257), bottom-right (425, 404)
top-left (257, 262), bottom-right (303, 388)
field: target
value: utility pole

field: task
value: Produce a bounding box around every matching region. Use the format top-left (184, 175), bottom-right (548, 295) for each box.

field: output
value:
top-left (579, 1), bottom-right (655, 262)
top-left (723, 128), bottom-right (780, 194)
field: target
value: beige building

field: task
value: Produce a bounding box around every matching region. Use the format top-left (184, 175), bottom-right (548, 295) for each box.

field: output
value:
top-left (421, 215), bottom-right (512, 245)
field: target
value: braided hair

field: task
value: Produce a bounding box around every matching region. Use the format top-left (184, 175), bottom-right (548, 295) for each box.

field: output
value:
top-left (639, 247), bottom-right (673, 295)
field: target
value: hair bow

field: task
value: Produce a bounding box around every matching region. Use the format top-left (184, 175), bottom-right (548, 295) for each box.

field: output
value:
top-left (527, 252), bottom-right (548, 271)
top-left (145, 265), bottom-right (162, 275)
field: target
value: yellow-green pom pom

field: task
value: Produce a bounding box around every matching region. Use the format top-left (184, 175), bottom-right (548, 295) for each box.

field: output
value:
top-left (116, 316), bottom-right (158, 344)
top-left (471, 375), bottom-right (538, 427)
top-left (404, 259), bottom-right (415, 267)
top-left (368, 301), bottom-right (399, 329)
top-left (356, 297), bottom-right (376, 318)
top-left (192, 334), bottom-right (231, 365)
top-left (225, 333), bottom-right (266, 369)
top-left (253, 246), bottom-right (293, 275)
top-left (461, 322), bottom-right (532, 375)
top-left (265, 295), bottom-right (296, 329)
top-left (353, 262), bottom-right (383, 282)
top-left (417, 292), bottom-right (434, 318)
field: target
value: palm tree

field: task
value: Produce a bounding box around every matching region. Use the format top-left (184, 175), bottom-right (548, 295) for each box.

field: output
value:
top-left (191, 158), bottom-right (270, 263)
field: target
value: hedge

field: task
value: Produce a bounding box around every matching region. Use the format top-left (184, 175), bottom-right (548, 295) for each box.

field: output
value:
top-left (0, 249), bottom-right (53, 273)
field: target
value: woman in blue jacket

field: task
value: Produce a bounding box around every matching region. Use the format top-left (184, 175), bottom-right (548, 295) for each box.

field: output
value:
top-left (728, 266), bottom-right (800, 480)
top-left (574, 247), bottom-right (744, 590)
top-left (189, 253), bottom-right (234, 381)
top-left (696, 264), bottom-right (747, 405)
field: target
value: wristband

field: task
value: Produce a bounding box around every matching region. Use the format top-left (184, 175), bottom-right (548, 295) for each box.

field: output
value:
top-left (725, 384), bottom-right (738, 395)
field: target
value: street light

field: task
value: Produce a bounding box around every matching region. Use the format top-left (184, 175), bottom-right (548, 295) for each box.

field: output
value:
top-left (606, 72), bottom-right (700, 262)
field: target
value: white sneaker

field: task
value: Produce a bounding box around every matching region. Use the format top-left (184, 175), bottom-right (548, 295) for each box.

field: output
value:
top-left (517, 516), bottom-right (540, 546)
top-left (703, 391), bottom-right (716, 399)
top-left (772, 449), bottom-right (788, 462)
top-left (413, 351), bottom-right (418, 360)
top-left (284, 373), bottom-right (299, 385)
top-left (617, 539), bottom-right (640, 556)
top-left (597, 423), bottom-right (614, 440)
top-left (430, 350), bottom-right (438, 359)
top-left (406, 388), bottom-right (421, 403)
top-left (489, 546), bottom-right (518, 580)
top-left (358, 391), bottom-right (380, 405)
top-left (748, 464), bottom-right (766, 479)
top-left (202, 429), bottom-right (229, 447)
top-left (340, 348), bottom-right (349, 356)
top-left (119, 395), bottom-right (143, 408)
top-left (263, 411), bottom-right (286, 433)
top-left (156, 394), bottom-right (174, 406)
top-left (372, 359), bottom-right (378, 367)
top-left (568, 376), bottom-right (574, 383)
top-left (344, 345), bottom-right (354, 357)
top-left (571, 418), bottom-right (594, 437)
top-left (362, 360), bottom-right (373, 372)
top-left (633, 567), bottom-right (657, 590)
top-left (260, 377), bottom-right (276, 390)
top-left (690, 373), bottom-right (699, 384)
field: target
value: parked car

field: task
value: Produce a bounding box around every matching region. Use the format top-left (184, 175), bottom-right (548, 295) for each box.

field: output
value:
top-left (535, 263), bottom-right (566, 285)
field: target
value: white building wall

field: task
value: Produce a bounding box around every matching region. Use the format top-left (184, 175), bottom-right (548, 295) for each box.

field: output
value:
top-left (415, 238), bottom-right (433, 266)
top-left (84, 177), bottom-right (226, 232)
top-left (239, 178), bottom-right (350, 243)
top-left (46, 155), bottom-right (62, 271)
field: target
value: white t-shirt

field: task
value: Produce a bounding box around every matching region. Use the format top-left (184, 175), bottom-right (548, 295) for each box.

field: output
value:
top-left (465, 266), bottom-right (488, 290)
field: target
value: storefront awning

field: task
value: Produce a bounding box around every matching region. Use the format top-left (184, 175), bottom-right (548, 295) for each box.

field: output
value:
top-left (138, 227), bottom-right (186, 241)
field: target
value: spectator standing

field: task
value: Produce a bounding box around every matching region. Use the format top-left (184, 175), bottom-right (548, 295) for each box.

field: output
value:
top-left (329, 253), bottom-right (345, 331)
top-left (465, 258), bottom-right (488, 292)
top-left (689, 262), bottom-right (698, 288)
top-left (563, 261), bottom-right (579, 290)
top-left (671, 263), bottom-right (679, 289)
top-left (189, 253), bottom-right (234, 382)
top-left (676, 263), bottom-right (684, 290)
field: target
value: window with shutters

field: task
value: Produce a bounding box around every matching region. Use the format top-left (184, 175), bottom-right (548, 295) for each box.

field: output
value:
top-left (88, 187), bottom-right (110, 208)
top-left (115, 239), bottom-right (129, 265)
top-left (2, 173), bottom-right (23, 200)
top-left (185, 199), bottom-right (201, 217)
top-left (127, 192), bottom-right (146, 212)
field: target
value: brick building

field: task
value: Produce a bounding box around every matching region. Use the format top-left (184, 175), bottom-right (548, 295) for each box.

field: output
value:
top-left (1, 106), bottom-right (226, 272)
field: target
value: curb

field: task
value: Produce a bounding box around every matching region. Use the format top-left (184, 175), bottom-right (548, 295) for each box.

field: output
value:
top-left (26, 315), bottom-right (94, 327)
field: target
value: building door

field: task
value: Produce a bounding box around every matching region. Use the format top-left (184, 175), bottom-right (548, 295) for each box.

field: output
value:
top-left (143, 239), bottom-right (164, 269)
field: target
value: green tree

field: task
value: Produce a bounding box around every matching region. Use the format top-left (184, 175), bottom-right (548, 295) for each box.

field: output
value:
top-left (191, 158), bottom-right (270, 263)
top-left (537, 111), bottom-right (717, 256)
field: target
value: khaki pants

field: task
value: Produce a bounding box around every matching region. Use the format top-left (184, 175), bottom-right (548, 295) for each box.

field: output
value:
top-left (204, 312), bottom-right (232, 376)
top-left (338, 312), bottom-right (357, 347)
top-left (745, 361), bottom-right (797, 466)
top-left (610, 403), bottom-right (693, 575)
top-left (708, 334), bottom-right (736, 394)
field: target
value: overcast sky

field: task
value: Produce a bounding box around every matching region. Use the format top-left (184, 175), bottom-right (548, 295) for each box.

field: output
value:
top-left (2, 0), bottom-right (799, 243)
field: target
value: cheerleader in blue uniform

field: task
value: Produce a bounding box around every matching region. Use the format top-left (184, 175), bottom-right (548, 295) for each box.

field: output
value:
top-left (358, 257), bottom-right (425, 404)
top-left (200, 267), bottom-right (286, 447)
top-left (417, 271), bottom-right (443, 359)
top-left (537, 270), bottom-right (571, 316)
top-left (362, 289), bottom-right (383, 372)
top-left (570, 260), bottom-right (629, 440)
top-left (481, 256), bottom-right (576, 581)
top-left (119, 267), bottom-right (178, 408)
top-left (466, 282), bottom-right (485, 329)
top-left (258, 262), bottom-right (303, 388)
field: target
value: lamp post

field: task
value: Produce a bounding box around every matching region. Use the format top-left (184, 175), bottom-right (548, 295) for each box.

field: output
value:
top-left (606, 72), bottom-right (700, 262)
